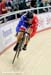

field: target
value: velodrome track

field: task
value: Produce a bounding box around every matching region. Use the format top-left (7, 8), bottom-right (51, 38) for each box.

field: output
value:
top-left (0, 29), bottom-right (51, 75)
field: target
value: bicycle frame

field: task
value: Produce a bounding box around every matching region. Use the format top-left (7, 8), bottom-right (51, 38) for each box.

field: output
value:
top-left (12, 31), bottom-right (25, 64)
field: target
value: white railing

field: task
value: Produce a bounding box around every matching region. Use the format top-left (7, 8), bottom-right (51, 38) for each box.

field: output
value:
top-left (0, 6), bottom-right (51, 23)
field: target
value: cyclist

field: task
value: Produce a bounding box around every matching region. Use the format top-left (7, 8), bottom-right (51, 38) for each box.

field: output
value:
top-left (13, 11), bottom-right (33, 51)
top-left (22, 14), bottom-right (38, 50)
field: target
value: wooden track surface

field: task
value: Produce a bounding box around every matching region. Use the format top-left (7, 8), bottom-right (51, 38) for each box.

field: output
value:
top-left (0, 29), bottom-right (51, 75)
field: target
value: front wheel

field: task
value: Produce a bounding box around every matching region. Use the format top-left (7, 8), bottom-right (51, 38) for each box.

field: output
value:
top-left (17, 48), bottom-right (21, 58)
top-left (12, 50), bottom-right (18, 64)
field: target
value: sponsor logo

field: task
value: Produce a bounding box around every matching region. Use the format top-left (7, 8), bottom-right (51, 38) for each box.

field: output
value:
top-left (2, 28), bottom-right (12, 38)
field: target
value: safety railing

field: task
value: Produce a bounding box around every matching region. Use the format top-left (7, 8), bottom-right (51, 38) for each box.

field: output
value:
top-left (0, 6), bottom-right (51, 23)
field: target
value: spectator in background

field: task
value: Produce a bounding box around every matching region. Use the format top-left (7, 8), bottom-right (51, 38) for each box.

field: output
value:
top-left (30, 0), bottom-right (37, 14)
top-left (0, 1), bottom-right (2, 15)
top-left (39, 0), bottom-right (48, 13)
top-left (0, 0), bottom-right (8, 15)
top-left (17, 0), bottom-right (30, 18)
top-left (0, 0), bottom-right (1, 2)
top-left (30, 0), bottom-right (37, 8)
top-left (6, 0), bottom-right (13, 12)
top-left (49, 1), bottom-right (51, 5)
top-left (49, 1), bottom-right (51, 12)
top-left (19, 0), bottom-right (29, 10)
top-left (12, 0), bottom-right (19, 11)
top-left (37, 0), bottom-right (42, 7)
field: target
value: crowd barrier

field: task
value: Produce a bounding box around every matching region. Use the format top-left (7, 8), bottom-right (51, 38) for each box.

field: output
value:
top-left (0, 6), bottom-right (51, 21)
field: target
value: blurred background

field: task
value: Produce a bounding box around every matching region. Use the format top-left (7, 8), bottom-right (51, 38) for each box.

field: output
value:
top-left (0, 0), bottom-right (51, 23)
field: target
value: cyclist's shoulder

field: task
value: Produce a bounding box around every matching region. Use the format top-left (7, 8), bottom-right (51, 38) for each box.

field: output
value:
top-left (33, 14), bottom-right (38, 22)
top-left (20, 14), bottom-right (27, 20)
top-left (33, 14), bottom-right (38, 18)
